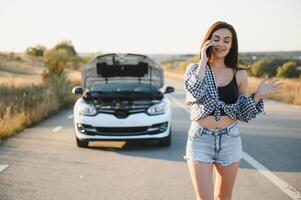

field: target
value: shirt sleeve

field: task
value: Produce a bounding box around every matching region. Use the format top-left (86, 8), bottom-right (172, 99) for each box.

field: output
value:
top-left (184, 63), bottom-right (208, 105)
top-left (236, 92), bottom-right (266, 122)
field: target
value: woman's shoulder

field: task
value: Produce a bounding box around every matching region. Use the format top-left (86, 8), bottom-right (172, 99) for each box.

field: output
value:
top-left (235, 67), bottom-right (248, 86)
top-left (236, 68), bottom-right (248, 76)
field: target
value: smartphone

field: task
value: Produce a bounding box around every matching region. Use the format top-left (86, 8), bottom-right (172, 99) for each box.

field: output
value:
top-left (206, 45), bottom-right (213, 57)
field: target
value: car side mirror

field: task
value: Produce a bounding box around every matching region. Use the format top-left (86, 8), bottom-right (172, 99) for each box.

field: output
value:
top-left (164, 86), bottom-right (175, 94)
top-left (72, 86), bottom-right (83, 94)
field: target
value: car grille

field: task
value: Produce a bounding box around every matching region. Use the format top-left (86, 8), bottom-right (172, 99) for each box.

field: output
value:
top-left (95, 126), bottom-right (148, 136)
top-left (78, 122), bottom-right (168, 136)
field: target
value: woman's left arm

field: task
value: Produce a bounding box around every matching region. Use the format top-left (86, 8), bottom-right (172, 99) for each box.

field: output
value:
top-left (236, 70), bottom-right (263, 122)
top-left (236, 70), bottom-right (283, 122)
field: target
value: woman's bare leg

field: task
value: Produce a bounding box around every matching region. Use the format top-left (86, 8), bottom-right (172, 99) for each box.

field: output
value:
top-left (213, 162), bottom-right (240, 200)
top-left (187, 160), bottom-right (214, 200)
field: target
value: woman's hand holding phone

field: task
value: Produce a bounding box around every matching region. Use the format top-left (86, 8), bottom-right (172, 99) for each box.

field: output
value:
top-left (200, 40), bottom-right (214, 63)
top-left (196, 40), bottom-right (214, 79)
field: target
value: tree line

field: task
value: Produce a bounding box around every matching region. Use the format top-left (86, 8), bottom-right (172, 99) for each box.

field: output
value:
top-left (245, 57), bottom-right (301, 78)
top-left (25, 40), bottom-right (93, 77)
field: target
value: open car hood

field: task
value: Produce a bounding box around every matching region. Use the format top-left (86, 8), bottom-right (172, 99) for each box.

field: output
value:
top-left (82, 53), bottom-right (164, 90)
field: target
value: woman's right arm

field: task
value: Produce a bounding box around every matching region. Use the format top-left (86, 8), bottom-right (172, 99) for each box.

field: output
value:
top-left (184, 61), bottom-right (208, 103)
top-left (184, 39), bottom-right (214, 104)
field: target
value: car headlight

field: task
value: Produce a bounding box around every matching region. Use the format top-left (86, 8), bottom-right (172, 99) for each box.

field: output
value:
top-left (78, 103), bottom-right (97, 116)
top-left (147, 100), bottom-right (167, 115)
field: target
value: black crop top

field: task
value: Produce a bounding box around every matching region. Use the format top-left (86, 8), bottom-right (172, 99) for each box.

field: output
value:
top-left (209, 68), bottom-right (239, 116)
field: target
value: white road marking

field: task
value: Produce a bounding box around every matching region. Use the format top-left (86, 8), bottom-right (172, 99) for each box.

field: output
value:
top-left (68, 114), bottom-right (73, 119)
top-left (243, 152), bottom-right (301, 200)
top-left (0, 164), bottom-right (9, 173)
top-left (52, 126), bottom-right (62, 132)
top-left (166, 94), bottom-right (301, 200)
top-left (166, 94), bottom-right (188, 111)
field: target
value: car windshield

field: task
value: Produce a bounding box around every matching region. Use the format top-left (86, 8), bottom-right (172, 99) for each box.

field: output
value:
top-left (90, 82), bottom-right (155, 92)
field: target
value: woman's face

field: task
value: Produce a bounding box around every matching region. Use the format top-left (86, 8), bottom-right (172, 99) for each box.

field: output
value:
top-left (211, 28), bottom-right (232, 59)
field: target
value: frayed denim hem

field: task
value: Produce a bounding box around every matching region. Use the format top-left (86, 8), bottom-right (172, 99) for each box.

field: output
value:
top-left (214, 159), bottom-right (242, 167)
top-left (183, 155), bottom-right (215, 165)
top-left (183, 155), bottom-right (241, 167)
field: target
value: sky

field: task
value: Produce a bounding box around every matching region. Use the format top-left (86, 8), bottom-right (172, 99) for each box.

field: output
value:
top-left (0, 0), bottom-right (300, 54)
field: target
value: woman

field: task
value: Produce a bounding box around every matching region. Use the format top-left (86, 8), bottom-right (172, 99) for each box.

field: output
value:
top-left (183, 21), bottom-right (283, 200)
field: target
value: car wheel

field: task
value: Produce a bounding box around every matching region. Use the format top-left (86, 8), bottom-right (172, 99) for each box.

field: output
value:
top-left (158, 129), bottom-right (171, 147)
top-left (76, 137), bottom-right (89, 148)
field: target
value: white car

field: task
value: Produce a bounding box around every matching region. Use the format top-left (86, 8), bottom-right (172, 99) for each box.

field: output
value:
top-left (72, 53), bottom-right (175, 148)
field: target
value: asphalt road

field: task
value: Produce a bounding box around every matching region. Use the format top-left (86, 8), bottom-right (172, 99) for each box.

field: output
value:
top-left (0, 77), bottom-right (300, 200)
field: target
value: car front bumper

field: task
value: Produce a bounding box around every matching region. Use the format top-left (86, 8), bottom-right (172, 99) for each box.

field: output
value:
top-left (74, 112), bottom-right (171, 141)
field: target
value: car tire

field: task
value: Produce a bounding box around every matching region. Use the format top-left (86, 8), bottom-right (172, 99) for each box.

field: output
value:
top-left (76, 137), bottom-right (89, 148)
top-left (158, 128), bottom-right (171, 147)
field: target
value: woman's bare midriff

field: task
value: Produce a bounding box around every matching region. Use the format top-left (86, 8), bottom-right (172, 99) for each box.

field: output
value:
top-left (195, 116), bottom-right (236, 129)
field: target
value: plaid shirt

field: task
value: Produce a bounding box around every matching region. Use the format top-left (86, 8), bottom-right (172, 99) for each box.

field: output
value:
top-left (184, 63), bottom-right (265, 122)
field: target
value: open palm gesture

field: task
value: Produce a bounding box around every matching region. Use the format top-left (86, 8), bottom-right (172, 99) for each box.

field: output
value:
top-left (256, 78), bottom-right (283, 98)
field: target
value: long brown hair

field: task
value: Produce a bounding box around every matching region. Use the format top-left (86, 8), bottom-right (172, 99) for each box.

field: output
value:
top-left (200, 21), bottom-right (242, 70)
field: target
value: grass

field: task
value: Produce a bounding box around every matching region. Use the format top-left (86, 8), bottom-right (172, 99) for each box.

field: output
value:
top-left (0, 52), bottom-right (45, 87)
top-left (0, 75), bottom-right (43, 87)
top-left (0, 52), bottom-right (79, 142)
top-left (0, 69), bottom-right (80, 143)
top-left (0, 75), bottom-right (76, 142)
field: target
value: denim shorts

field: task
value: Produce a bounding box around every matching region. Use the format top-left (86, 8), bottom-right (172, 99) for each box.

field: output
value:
top-left (183, 121), bottom-right (243, 167)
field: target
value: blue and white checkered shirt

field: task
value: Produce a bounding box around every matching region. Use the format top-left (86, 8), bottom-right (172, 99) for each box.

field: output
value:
top-left (184, 63), bottom-right (265, 122)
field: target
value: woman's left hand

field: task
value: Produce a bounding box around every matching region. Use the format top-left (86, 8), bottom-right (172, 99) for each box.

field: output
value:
top-left (255, 77), bottom-right (283, 98)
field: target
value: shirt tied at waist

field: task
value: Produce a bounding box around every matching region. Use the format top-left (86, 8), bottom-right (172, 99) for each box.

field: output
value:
top-left (211, 98), bottom-right (238, 121)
